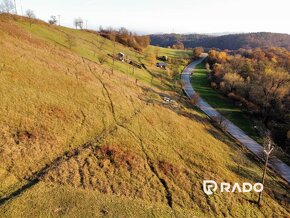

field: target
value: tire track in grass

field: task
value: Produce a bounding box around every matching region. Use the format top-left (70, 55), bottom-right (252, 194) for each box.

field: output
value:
top-left (140, 111), bottom-right (199, 204)
top-left (82, 57), bottom-right (117, 123)
top-left (117, 110), bottom-right (173, 208)
top-left (0, 55), bottom-right (157, 207)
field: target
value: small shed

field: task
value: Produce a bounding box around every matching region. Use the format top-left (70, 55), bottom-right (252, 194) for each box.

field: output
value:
top-left (161, 56), bottom-right (168, 61)
top-left (117, 52), bottom-right (125, 61)
top-left (156, 62), bottom-right (167, 69)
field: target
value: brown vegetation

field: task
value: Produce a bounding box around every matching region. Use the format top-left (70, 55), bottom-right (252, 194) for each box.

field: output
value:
top-left (193, 47), bottom-right (204, 59)
top-left (99, 27), bottom-right (150, 51)
top-left (172, 41), bottom-right (185, 50)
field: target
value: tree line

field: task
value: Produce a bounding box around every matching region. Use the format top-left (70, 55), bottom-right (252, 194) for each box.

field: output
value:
top-left (206, 47), bottom-right (290, 153)
top-left (99, 27), bottom-right (150, 51)
top-left (150, 33), bottom-right (290, 51)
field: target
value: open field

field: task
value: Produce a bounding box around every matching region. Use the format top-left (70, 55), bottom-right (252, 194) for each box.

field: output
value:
top-left (0, 14), bottom-right (289, 217)
top-left (146, 45), bottom-right (192, 59)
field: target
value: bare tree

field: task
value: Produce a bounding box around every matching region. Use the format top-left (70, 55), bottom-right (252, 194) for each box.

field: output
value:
top-left (98, 36), bottom-right (106, 50)
top-left (0, 0), bottom-right (15, 13)
top-left (65, 33), bottom-right (76, 49)
top-left (155, 47), bottom-right (160, 58)
top-left (97, 53), bottom-right (107, 65)
top-left (48, 15), bottom-right (57, 25)
top-left (258, 134), bottom-right (274, 206)
top-left (111, 32), bottom-right (116, 74)
top-left (145, 52), bottom-right (156, 66)
top-left (74, 17), bottom-right (83, 29)
top-left (25, 9), bottom-right (36, 27)
top-left (26, 9), bottom-right (35, 18)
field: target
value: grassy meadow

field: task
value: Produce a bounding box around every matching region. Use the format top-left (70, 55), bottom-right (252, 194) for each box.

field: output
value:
top-left (0, 14), bottom-right (289, 217)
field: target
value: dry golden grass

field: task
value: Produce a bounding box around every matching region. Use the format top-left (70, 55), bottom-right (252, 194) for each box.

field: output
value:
top-left (0, 14), bottom-right (144, 193)
top-left (0, 14), bottom-right (289, 217)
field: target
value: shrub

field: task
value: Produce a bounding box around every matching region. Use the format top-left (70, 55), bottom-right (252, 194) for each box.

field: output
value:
top-left (212, 115), bottom-right (227, 131)
top-left (190, 94), bottom-right (200, 106)
top-left (210, 82), bottom-right (217, 89)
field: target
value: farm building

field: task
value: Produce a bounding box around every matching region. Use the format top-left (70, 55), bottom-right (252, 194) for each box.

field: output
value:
top-left (156, 62), bottom-right (167, 69)
top-left (117, 52), bottom-right (125, 61)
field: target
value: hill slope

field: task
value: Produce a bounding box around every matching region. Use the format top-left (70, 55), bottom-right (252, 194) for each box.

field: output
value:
top-left (0, 14), bottom-right (289, 217)
top-left (150, 32), bottom-right (290, 50)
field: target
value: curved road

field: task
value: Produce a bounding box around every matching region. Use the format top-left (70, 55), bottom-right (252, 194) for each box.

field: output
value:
top-left (181, 57), bottom-right (290, 184)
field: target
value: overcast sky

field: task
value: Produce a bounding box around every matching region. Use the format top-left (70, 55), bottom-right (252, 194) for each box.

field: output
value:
top-left (16, 0), bottom-right (290, 34)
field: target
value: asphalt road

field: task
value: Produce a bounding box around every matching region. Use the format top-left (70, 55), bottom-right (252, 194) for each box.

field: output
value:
top-left (181, 58), bottom-right (290, 184)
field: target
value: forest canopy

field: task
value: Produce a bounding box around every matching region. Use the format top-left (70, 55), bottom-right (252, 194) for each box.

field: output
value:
top-left (150, 32), bottom-right (290, 50)
top-left (205, 47), bottom-right (290, 153)
top-left (99, 27), bottom-right (150, 51)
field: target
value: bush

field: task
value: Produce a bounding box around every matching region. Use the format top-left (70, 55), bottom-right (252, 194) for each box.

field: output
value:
top-left (210, 82), bottom-right (217, 89)
top-left (190, 94), bottom-right (200, 106)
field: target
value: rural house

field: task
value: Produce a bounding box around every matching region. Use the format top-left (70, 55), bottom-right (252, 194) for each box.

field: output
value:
top-left (156, 62), bottom-right (167, 69)
top-left (117, 52), bottom-right (125, 61)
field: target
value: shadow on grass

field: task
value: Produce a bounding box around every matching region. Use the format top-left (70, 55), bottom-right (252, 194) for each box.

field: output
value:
top-left (228, 165), bottom-right (261, 181)
top-left (242, 197), bottom-right (259, 206)
top-left (242, 187), bottom-right (290, 212)
top-left (205, 128), bottom-right (236, 146)
top-left (0, 178), bottom-right (39, 206)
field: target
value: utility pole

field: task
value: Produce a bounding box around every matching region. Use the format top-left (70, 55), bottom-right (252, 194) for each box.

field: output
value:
top-left (86, 20), bottom-right (88, 29)
top-left (258, 138), bottom-right (274, 206)
top-left (20, 0), bottom-right (23, 15)
top-left (57, 15), bottom-right (61, 26)
top-left (14, 0), bottom-right (17, 14)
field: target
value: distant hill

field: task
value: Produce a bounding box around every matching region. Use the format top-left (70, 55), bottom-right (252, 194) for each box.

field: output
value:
top-left (150, 32), bottom-right (290, 50)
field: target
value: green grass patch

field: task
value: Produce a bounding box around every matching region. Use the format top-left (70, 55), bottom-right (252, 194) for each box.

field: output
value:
top-left (191, 63), bottom-right (262, 143)
top-left (146, 45), bottom-right (192, 59)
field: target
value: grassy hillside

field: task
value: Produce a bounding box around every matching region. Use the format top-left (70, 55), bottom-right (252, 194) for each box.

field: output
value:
top-left (0, 14), bottom-right (289, 217)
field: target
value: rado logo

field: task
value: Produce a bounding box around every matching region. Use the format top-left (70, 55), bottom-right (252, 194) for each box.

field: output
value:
top-left (203, 180), bottom-right (263, 195)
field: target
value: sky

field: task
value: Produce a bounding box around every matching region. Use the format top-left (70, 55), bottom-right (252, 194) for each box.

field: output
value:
top-left (15, 0), bottom-right (290, 34)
